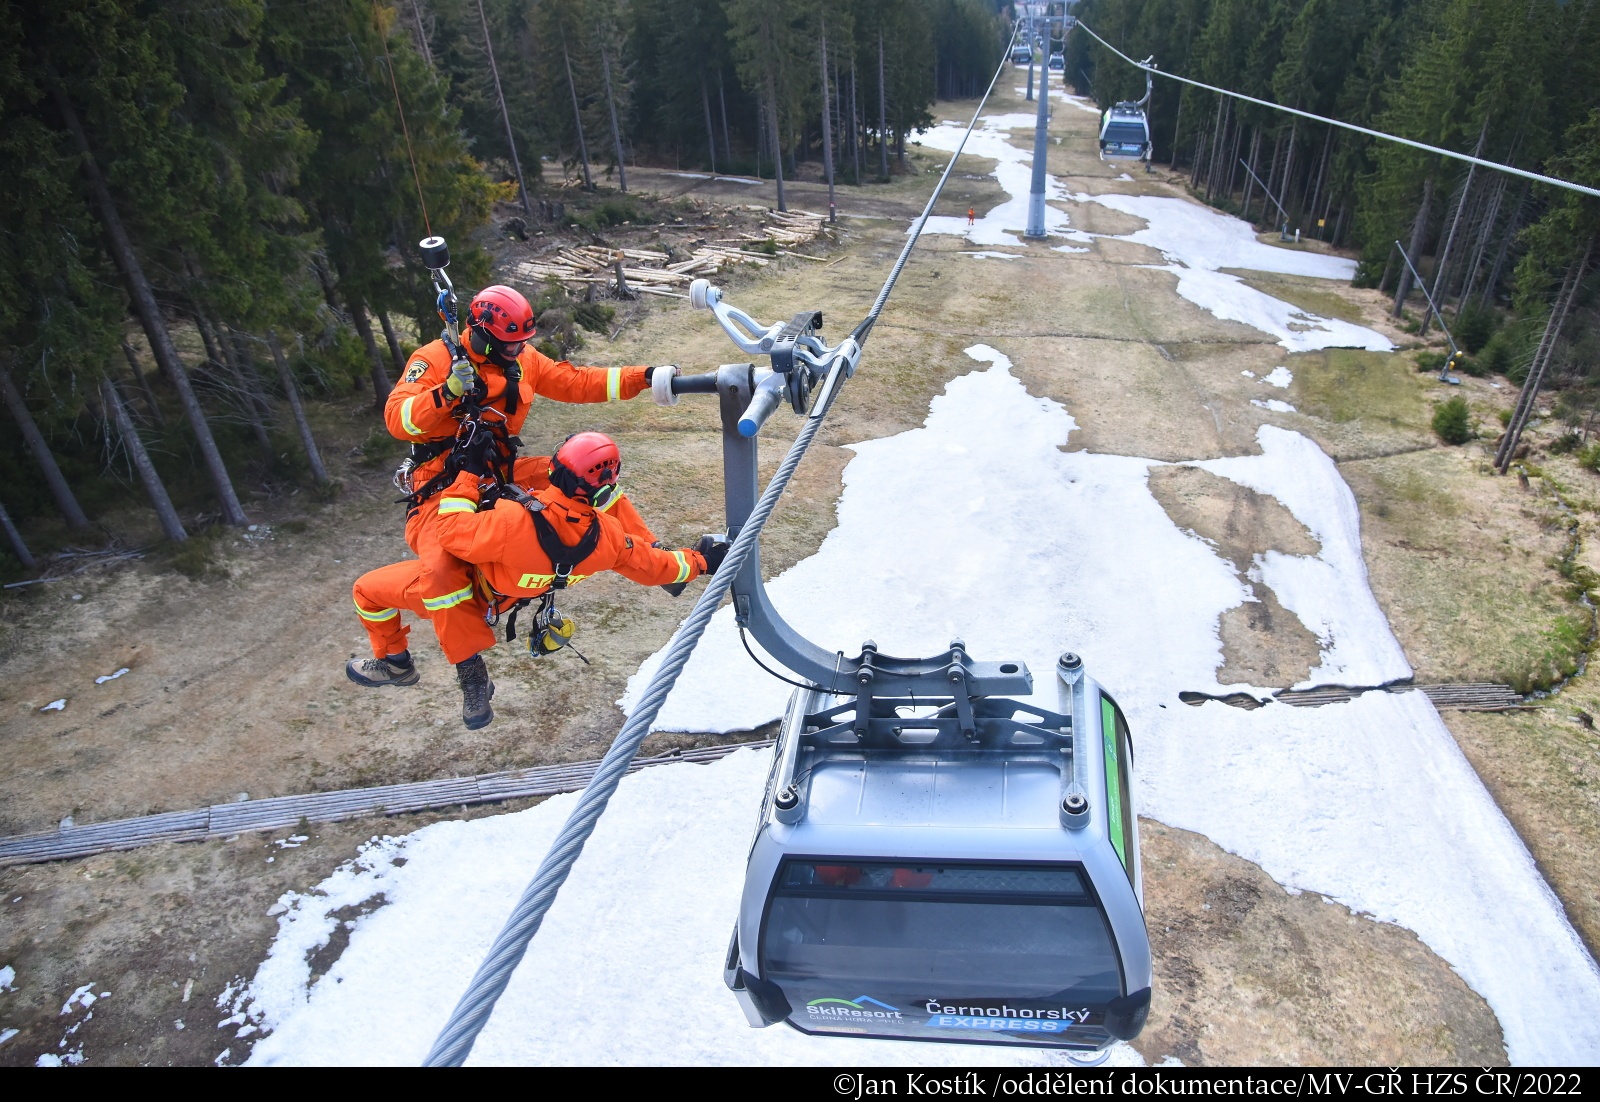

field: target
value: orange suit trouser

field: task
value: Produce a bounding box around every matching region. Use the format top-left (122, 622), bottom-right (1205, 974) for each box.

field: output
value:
top-left (354, 456), bottom-right (658, 666)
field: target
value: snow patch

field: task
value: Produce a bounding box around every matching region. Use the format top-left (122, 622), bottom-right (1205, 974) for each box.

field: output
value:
top-left (621, 347), bottom-right (1597, 1063)
top-left (913, 117), bottom-right (1090, 246)
top-left (239, 748), bottom-right (1141, 1066)
top-left (1264, 366), bottom-right (1293, 388)
top-left (1250, 399), bottom-right (1296, 413)
top-left (964, 251), bottom-right (1022, 260)
top-left (60, 985), bottom-right (96, 1015)
top-left (0, 965), bottom-right (13, 992)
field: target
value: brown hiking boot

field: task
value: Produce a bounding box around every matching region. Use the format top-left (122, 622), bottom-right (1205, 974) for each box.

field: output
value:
top-left (346, 654), bottom-right (420, 688)
top-left (456, 654), bottom-right (495, 729)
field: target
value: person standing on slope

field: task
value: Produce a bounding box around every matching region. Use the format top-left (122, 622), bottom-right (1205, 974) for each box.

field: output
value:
top-left (349, 432), bottom-right (727, 729)
top-left (378, 284), bottom-right (673, 710)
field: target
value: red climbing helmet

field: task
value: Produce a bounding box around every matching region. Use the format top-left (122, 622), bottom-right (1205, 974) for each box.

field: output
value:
top-left (468, 285), bottom-right (536, 343)
top-left (550, 432), bottom-right (622, 503)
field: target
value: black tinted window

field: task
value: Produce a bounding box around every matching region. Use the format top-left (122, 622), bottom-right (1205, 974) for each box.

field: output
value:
top-left (763, 862), bottom-right (1122, 1002)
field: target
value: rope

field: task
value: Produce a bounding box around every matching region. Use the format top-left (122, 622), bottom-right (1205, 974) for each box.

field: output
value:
top-left (421, 21), bottom-right (1022, 1068)
top-left (1073, 20), bottom-right (1600, 202)
top-left (377, 9), bottom-right (432, 235)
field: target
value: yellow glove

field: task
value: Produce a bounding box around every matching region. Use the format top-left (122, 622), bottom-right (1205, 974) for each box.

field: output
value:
top-left (445, 356), bottom-right (476, 398)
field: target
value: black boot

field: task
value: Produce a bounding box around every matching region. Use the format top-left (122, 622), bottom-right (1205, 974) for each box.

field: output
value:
top-left (456, 654), bottom-right (495, 730)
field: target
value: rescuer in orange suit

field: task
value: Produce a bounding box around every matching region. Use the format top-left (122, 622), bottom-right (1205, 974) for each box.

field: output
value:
top-left (348, 432), bottom-right (728, 730)
top-left (379, 283), bottom-right (671, 697)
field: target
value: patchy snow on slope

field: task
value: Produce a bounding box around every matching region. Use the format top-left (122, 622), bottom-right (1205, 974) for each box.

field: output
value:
top-left (964, 251), bottom-right (1023, 260)
top-left (1251, 398), bottom-right (1297, 414)
top-left (914, 103), bottom-right (1388, 351)
top-left (1264, 366), bottom-right (1293, 388)
top-left (241, 346), bottom-right (1600, 1065)
top-left (913, 116), bottom-right (1090, 246)
top-left (1015, 86), bottom-right (1102, 116)
top-left (239, 746), bottom-right (1141, 1068)
top-left (620, 346), bottom-right (1600, 1064)
top-left (1068, 193), bottom-right (1390, 352)
top-left (1195, 426), bottom-right (1409, 689)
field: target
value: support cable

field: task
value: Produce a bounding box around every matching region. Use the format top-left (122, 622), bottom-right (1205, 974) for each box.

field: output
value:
top-left (1073, 21), bottom-right (1600, 202)
top-left (421, 21), bottom-right (1022, 1068)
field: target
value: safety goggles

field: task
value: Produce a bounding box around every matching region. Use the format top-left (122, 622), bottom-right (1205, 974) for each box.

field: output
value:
top-left (589, 481), bottom-right (620, 511)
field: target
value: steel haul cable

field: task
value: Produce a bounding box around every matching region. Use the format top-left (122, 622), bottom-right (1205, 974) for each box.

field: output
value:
top-left (1073, 20), bottom-right (1600, 202)
top-left (421, 21), bottom-right (1023, 1068)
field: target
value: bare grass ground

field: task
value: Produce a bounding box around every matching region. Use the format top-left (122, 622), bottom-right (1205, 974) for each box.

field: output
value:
top-left (0, 77), bottom-right (1590, 1065)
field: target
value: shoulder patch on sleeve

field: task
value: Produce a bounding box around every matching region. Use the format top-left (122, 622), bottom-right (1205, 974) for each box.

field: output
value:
top-left (404, 360), bottom-right (429, 382)
top-left (624, 536), bottom-right (633, 549)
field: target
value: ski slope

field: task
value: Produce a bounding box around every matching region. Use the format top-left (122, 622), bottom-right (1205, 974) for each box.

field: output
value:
top-left (236, 102), bottom-right (1597, 1067)
top-left (242, 346), bottom-right (1600, 1066)
top-left (914, 109), bottom-right (1392, 353)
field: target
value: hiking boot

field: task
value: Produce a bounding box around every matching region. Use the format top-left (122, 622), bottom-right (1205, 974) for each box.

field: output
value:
top-left (346, 653), bottom-right (420, 688)
top-left (456, 654), bottom-right (495, 730)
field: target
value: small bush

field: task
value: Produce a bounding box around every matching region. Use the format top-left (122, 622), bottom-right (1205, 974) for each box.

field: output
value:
top-left (155, 527), bottom-right (225, 580)
top-left (1454, 303), bottom-right (1498, 353)
top-left (1578, 443), bottom-right (1600, 472)
top-left (567, 197), bottom-right (642, 230)
top-left (1432, 396), bottom-right (1473, 444)
top-left (1415, 350), bottom-right (1448, 373)
top-left (358, 425), bottom-right (403, 468)
top-left (1498, 408), bottom-right (1514, 426)
top-left (572, 302), bottom-right (616, 334)
top-left (1551, 431), bottom-right (1583, 455)
top-left (1502, 613), bottom-right (1590, 694)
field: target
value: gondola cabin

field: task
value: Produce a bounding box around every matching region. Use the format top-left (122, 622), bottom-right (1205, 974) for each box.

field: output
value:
top-left (1098, 105), bottom-right (1151, 161)
top-left (725, 653), bottom-right (1151, 1057)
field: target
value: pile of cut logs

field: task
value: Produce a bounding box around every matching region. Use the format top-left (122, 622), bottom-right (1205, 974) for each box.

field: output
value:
top-left (513, 209), bottom-right (831, 298)
top-left (741, 207), bottom-right (829, 247)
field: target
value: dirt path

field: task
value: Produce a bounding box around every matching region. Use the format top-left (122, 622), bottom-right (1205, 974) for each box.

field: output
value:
top-left (7, 78), bottom-right (1591, 1066)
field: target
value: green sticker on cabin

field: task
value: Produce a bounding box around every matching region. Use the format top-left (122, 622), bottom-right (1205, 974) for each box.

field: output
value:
top-left (1102, 696), bottom-right (1126, 868)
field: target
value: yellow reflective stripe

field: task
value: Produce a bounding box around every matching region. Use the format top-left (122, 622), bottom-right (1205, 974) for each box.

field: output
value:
top-left (516, 572), bottom-right (590, 589)
top-left (597, 491), bottom-right (621, 513)
top-left (437, 496), bottom-right (477, 515)
top-left (671, 550), bottom-right (690, 585)
top-left (354, 601), bottom-right (399, 623)
top-left (400, 395), bottom-right (424, 437)
top-left (421, 584), bottom-right (474, 611)
top-left (606, 367), bottom-right (621, 401)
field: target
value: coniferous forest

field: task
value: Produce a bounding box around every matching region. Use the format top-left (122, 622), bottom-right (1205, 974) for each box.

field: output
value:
top-left (3, 0), bottom-right (1599, 564)
top-left (1067, 0), bottom-right (1600, 411)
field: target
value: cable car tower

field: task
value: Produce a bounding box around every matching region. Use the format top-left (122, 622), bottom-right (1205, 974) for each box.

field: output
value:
top-left (653, 277), bottom-right (1152, 1061)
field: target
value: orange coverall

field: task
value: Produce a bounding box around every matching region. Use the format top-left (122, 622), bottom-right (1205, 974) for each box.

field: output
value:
top-left (352, 471), bottom-right (708, 663)
top-left (380, 338), bottom-right (651, 662)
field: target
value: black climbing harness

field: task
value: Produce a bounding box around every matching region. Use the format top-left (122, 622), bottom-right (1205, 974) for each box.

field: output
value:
top-left (482, 483), bottom-right (598, 663)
